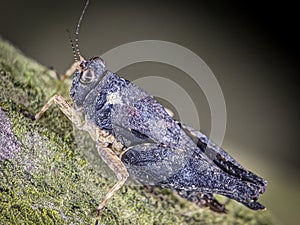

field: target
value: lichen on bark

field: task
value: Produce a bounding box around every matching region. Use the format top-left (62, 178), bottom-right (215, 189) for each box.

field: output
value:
top-left (0, 37), bottom-right (276, 224)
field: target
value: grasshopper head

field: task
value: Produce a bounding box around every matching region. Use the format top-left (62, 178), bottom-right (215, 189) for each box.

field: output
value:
top-left (70, 56), bottom-right (106, 111)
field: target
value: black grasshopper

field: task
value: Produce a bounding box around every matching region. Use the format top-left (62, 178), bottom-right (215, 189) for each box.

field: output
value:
top-left (35, 0), bottom-right (267, 222)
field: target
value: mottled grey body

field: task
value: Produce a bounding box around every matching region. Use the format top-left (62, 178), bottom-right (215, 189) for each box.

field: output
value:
top-left (35, 1), bottom-right (266, 221)
top-left (70, 57), bottom-right (267, 211)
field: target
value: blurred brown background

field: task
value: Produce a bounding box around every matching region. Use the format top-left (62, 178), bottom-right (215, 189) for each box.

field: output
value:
top-left (1, 0), bottom-right (299, 224)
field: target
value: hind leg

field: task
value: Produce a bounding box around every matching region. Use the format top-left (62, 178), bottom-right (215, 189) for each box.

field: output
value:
top-left (180, 123), bottom-right (267, 191)
top-left (176, 190), bottom-right (228, 213)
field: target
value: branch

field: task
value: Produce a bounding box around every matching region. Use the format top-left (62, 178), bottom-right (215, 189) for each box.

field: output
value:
top-left (0, 37), bottom-right (275, 224)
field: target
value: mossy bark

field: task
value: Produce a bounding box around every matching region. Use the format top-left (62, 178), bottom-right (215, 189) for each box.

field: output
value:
top-left (0, 37), bottom-right (276, 224)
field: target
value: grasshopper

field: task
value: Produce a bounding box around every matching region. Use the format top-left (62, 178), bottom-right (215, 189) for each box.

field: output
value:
top-left (35, 0), bottom-right (267, 223)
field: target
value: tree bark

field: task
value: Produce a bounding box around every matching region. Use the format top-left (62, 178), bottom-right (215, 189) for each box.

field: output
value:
top-left (0, 37), bottom-right (275, 224)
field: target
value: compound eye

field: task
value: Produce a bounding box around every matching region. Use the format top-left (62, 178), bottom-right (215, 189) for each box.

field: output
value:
top-left (80, 69), bottom-right (95, 84)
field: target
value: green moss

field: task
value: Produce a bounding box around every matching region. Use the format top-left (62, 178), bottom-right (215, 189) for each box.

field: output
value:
top-left (0, 37), bottom-right (277, 224)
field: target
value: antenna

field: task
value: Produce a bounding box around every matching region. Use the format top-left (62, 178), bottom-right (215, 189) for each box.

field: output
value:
top-left (66, 29), bottom-right (79, 62)
top-left (75, 0), bottom-right (90, 60)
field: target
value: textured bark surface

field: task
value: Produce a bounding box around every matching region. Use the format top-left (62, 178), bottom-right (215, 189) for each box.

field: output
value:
top-left (0, 37), bottom-right (276, 224)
